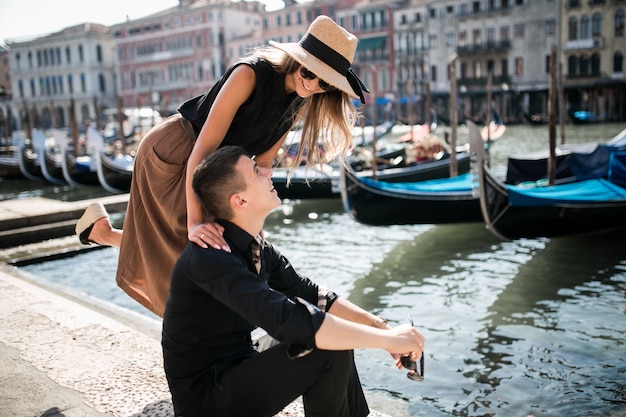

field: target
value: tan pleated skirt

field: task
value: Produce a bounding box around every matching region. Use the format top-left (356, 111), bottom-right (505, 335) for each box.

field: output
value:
top-left (116, 114), bottom-right (194, 317)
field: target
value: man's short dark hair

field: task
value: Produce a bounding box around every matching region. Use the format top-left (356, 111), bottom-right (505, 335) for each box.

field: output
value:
top-left (192, 146), bottom-right (248, 220)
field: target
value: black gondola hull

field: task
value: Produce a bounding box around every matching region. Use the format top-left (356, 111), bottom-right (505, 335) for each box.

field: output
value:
top-left (341, 166), bottom-right (482, 226)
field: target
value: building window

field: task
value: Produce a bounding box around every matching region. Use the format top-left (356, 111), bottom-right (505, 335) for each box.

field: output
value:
top-left (431, 65), bottom-right (437, 82)
top-left (458, 31), bottom-right (467, 47)
top-left (78, 45), bottom-right (84, 62)
top-left (515, 57), bottom-right (523, 76)
top-left (592, 13), bottom-right (602, 37)
top-left (616, 9), bottom-right (625, 37)
top-left (473, 59), bottom-right (481, 78)
top-left (501, 58), bottom-right (508, 78)
top-left (580, 55), bottom-right (590, 76)
top-left (99, 74), bottom-right (106, 93)
top-left (487, 27), bottom-right (495, 45)
top-left (96, 45), bottom-right (103, 63)
top-left (580, 15), bottom-right (591, 39)
top-left (80, 73), bottom-right (86, 92)
top-left (446, 32), bottom-right (455, 47)
top-left (514, 23), bottom-right (525, 39)
top-left (568, 55), bottom-right (578, 76)
top-left (545, 19), bottom-right (556, 36)
top-left (613, 51), bottom-right (624, 73)
top-left (500, 25), bottom-right (509, 41)
top-left (429, 34), bottom-right (438, 48)
top-left (473, 29), bottom-right (481, 45)
top-left (67, 75), bottom-right (73, 94)
top-left (591, 53), bottom-right (601, 75)
top-left (568, 17), bottom-right (578, 40)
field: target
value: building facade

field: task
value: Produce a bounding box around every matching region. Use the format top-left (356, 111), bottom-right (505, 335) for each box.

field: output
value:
top-left (112, 0), bottom-right (264, 115)
top-left (6, 23), bottom-right (117, 131)
top-left (562, 0), bottom-right (625, 121)
top-left (3, 0), bottom-right (625, 134)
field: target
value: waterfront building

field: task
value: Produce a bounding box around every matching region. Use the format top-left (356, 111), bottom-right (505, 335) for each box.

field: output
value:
top-left (393, 0), bottom-right (431, 125)
top-left (562, 0), bottom-right (625, 121)
top-left (0, 45), bottom-right (10, 138)
top-left (6, 23), bottom-right (116, 132)
top-left (421, 0), bottom-right (560, 124)
top-left (336, 0), bottom-right (401, 124)
top-left (3, 0), bottom-right (624, 133)
top-left (111, 0), bottom-right (264, 115)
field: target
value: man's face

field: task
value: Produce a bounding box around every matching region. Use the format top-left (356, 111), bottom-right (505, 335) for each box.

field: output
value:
top-left (235, 155), bottom-right (281, 214)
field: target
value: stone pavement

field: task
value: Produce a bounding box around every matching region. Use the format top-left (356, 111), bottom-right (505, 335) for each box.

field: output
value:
top-left (0, 262), bottom-right (305, 417)
top-left (0, 196), bottom-right (389, 417)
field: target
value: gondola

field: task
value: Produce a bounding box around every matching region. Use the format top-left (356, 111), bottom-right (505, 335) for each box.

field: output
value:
top-left (41, 146), bottom-right (67, 184)
top-left (0, 146), bottom-right (23, 179)
top-left (340, 134), bottom-right (479, 226)
top-left (18, 142), bottom-right (43, 181)
top-left (473, 122), bottom-right (626, 239)
top-left (61, 151), bottom-right (100, 186)
top-left (272, 164), bottom-right (338, 199)
top-left (52, 130), bottom-right (100, 186)
top-left (340, 166), bottom-right (482, 226)
top-left (86, 127), bottom-right (133, 193)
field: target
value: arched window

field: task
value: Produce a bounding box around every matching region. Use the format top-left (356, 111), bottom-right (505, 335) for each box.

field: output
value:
top-left (591, 53), bottom-right (601, 75)
top-left (592, 13), bottom-right (602, 37)
top-left (580, 15), bottom-right (591, 39)
top-left (98, 74), bottom-right (106, 93)
top-left (580, 54), bottom-right (590, 76)
top-left (568, 16), bottom-right (578, 40)
top-left (616, 9), bottom-right (625, 37)
top-left (568, 55), bottom-right (579, 76)
top-left (614, 51), bottom-right (624, 73)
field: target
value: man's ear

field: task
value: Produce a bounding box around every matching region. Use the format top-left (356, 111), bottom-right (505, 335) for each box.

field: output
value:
top-left (230, 192), bottom-right (248, 209)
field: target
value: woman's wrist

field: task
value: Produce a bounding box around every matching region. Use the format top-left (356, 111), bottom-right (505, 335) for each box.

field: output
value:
top-left (371, 315), bottom-right (388, 329)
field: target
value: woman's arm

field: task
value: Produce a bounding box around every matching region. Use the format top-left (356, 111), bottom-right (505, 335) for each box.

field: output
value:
top-left (186, 65), bottom-right (257, 249)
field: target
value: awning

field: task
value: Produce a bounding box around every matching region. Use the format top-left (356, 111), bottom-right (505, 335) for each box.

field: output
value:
top-left (357, 36), bottom-right (386, 51)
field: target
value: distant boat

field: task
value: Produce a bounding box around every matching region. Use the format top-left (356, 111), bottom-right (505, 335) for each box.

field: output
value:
top-left (272, 164), bottom-right (339, 199)
top-left (18, 134), bottom-right (43, 181)
top-left (473, 122), bottom-right (626, 239)
top-left (340, 166), bottom-right (482, 226)
top-left (36, 129), bottom-right (67, 185)
top-left (0, 146), bottom-right (22, 179)
top-left (86, 127), bottom-right (133, 194)
top-left (523, 112), bottom-right (549, 126)
top-left (569, 110), bottom-right (602, 124)
top-left (54, 130), bottom-right (100, 187)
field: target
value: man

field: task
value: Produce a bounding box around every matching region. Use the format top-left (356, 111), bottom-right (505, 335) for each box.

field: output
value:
top-left (162, 146), bottom-right (425, 417)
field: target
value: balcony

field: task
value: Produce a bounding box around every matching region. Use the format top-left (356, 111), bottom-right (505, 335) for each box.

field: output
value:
top-left (564, 37), bottom-right (603, 51)
top-left (458, 75), bottom-right (512, 88)
top-left (457, 40), bottom-right (511, 56)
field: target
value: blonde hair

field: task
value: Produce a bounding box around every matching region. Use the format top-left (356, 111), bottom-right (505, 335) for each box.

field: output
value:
top-left (253, 47), bottom-right (359, 172)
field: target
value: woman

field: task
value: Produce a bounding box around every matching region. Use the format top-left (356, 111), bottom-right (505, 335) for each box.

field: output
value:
top-left (75, 15), bottom-right (369, 317)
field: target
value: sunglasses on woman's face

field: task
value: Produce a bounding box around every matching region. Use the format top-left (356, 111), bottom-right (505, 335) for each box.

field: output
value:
top-left (299, 67), bottom-right (337, 92)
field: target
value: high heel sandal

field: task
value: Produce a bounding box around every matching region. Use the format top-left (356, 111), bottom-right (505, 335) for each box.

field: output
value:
top-left (75, 202), bottom-right (109, 245)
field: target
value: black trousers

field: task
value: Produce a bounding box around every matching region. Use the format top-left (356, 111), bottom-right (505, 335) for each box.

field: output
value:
top-left (201, 343), bottom-right (370, 417)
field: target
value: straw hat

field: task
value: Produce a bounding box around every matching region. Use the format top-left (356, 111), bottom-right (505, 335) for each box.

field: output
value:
top-left (269, 15), bottom-right (369, 104)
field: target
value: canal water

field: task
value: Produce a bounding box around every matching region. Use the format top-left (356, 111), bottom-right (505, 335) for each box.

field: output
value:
top-left (4, 123), bottom-right (626, 417)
